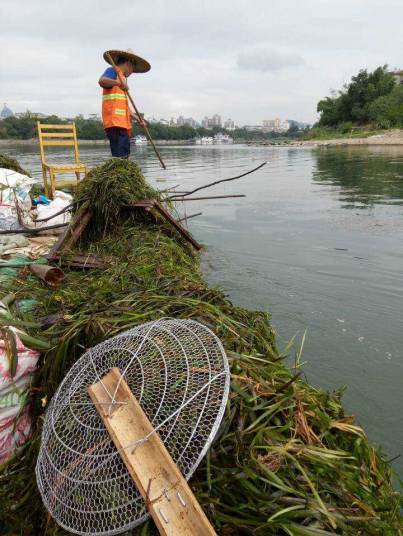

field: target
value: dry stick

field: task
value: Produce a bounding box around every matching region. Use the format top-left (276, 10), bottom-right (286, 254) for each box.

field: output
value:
top-left (173, 194), bottom-right (246, 201)
top-left (34, 202), bottom-right (75, 223)
top-left (159, 184), bottom-right (180, 193)
top-left (168, 161), bottom-right (267, 199)
top-left (177, 212), bottom-right (202, 223)
top-left (13, 191), bottom-right (73, 230)
top-left (105, 52), bottom-right (167, 170)
top-left (0, 223), bottom-right (68, 235)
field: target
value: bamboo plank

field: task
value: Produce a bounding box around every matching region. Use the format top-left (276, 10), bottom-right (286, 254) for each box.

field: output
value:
top-left (44, 167), bottom-right (86, 172)
top-left (47, 252), bottom-right (105, 268)
top-left (61, 210), bottom-right (92, 252)
top-left (39, 124), bottom-right (75, 129)
top-left (129, 200), bottom-right (202, 250)
top-left (153, 201), bottom-right (202, 250)
top-left (88, 368), bottom-right (217, 536)
top-left (42, 140), bottom-right (75, 146)
top-left (40, 132), bottom-right (75, 138)
top-left (48, 206), bottom-right (91, 257)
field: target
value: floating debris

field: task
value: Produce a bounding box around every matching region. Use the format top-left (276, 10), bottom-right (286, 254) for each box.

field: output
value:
top-left (0, 157), bottom-right (401, 535)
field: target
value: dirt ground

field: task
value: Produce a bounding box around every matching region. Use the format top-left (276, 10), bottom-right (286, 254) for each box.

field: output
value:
top-left (302, 129), bottom-right (403, 146)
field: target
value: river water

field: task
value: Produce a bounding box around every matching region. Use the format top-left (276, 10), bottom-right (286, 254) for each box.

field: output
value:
top-left (3, 142), bottom-right (403, 476)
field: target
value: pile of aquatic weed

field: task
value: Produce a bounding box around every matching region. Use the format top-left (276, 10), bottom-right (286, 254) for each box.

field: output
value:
top-left (0, 159), bottom-right (401, 535)
top-left (0, 153), bottom-right (30, 175)
top-left (76, 158), bottom-right (162, 236)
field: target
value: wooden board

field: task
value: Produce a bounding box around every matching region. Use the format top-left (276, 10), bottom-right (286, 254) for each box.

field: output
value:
top-left (88, 368), bottom-right (216, 536)
top-left (129, 200), bottom-right (202, 250)
top-left (48, 206), bottom-right (92, 258)
top-left (47, 253), bottom-right (105, 268)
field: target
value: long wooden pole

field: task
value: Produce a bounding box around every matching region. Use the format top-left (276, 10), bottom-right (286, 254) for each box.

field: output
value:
top-left (106, 52), bottom-right (167, 170)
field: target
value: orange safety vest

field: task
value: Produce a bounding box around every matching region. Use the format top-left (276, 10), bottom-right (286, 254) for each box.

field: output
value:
top-left (102, 67), bottom-right (132, 135)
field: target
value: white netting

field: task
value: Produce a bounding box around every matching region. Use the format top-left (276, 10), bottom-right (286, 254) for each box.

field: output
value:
top-left (36, 318), bottom-right (229, 535)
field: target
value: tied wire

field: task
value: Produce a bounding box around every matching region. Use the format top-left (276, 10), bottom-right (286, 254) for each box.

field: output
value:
top-left (126, 371), bottom-right (226, 452)
top-left (106, 317), bottom-right (168, 416)
top-left (36, 318), bottom-right (230, 535)
top-left (47, 370), bottom-right (226, 519)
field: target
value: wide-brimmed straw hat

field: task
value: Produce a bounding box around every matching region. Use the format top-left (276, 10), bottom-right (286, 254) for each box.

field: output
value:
top-left (103, 48), bottom-right (151, 73)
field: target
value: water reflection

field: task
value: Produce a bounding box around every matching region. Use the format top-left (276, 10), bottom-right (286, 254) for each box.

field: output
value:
top-left (312, 146), bottom-right (403, 207)
top-left (1, 142), bottom-right (403, 476)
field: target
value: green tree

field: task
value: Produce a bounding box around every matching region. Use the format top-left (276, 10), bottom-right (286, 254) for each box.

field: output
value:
top-left (0, 116), bottom-right (37, 138)
top-left (75, 117), bottom-right (105, 139)
top-left (317, 66), bottom-right (395, 127)
top-left (368, 84), bottom-right (403, 128)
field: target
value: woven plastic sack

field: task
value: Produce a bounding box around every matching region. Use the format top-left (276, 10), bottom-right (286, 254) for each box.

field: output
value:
top-left (0, 330), bottom-right (39, 463)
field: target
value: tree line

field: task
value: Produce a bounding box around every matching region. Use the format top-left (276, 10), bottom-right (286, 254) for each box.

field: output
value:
top-left (0, 114), bottom-right (297, 141)
top-left (317, 65), bottom-right (403, 129)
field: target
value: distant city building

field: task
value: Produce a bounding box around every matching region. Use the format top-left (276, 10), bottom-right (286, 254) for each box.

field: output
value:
top-left (176, 116), bottom-right (199, 128)
top-left (210, 114), bottom-right (221, 127)
top-left (88, 113), bottom-right (101, 120)
top-left (389, 70), bottom-right (403, 85)
top-left (243, 125), bottom-right (264, 131)
top-left (14, 110), bottom-right (48, 119)
top-left (201, 116), bottom-right (210, 128)
top-left (200, 114), bottom-right (222, 129)
top-left (262, 118), bottom-right (289, 133)
top-left (262, 118), bottom-right (281, 130)
top-left (147, 117), bottom-right (171, 125)
top-left (224, 118), bottom-right (235, 130)
top-left (0, 103), bottom-right (14, 119)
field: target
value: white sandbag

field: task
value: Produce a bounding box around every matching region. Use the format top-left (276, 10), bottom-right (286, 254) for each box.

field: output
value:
top-left (0, 329), bottom-right (39, 463)
top-left (0, 168), bottom-right (36, 211)
top-left (0, 407), bottom-right (31, 464)
top-left (34, 190), bottom-right (73, 227)
top-left (0, 168), bottom-right (37, 230)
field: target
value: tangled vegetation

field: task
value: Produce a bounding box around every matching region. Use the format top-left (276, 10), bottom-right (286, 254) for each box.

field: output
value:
top-left (317, 65), bottom-right (403, 130)
top-left (0, 159), bottom-right (401, 535)
top-left (76, 158), bottom-right (161, 235)
top-left (0, 153), bottom-right (30, 175)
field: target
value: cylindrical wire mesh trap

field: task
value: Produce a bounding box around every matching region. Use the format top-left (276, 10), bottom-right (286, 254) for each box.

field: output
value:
top-left (36, 318), bottom-right (230, 535)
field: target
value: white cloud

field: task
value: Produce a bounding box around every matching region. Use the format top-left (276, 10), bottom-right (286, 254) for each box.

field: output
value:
top-left (1, 0), bottom-right (403, 124)
top-left (237, 48), bottom-right (304, 72)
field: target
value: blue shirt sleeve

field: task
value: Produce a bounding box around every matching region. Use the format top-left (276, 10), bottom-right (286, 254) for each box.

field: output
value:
top-left (102, 66), bottom-right (117, 79)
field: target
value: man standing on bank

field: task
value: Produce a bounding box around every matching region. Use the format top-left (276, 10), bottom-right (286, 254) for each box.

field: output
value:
top-left (99, 48), bottom-right (150, 158)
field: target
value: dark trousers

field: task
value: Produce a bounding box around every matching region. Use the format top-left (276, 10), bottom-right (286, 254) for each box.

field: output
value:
top-left (105, 127), bottom-right (130, 158)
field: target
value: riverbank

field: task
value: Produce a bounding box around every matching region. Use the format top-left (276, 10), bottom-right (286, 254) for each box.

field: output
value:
top-left (0, 138), bottom-right (231, 146)
top-left (0, 156), bottom-right (401, 535)
top-left (0, 138), bottom-right (109, 146)
top-left (249, 129), bottom-right (403, 147)
top-left (301, 129), bottom-right (403, 146)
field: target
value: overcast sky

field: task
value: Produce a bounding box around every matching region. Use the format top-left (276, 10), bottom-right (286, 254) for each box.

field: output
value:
top-left (1, 0), bottom-right (402, 125)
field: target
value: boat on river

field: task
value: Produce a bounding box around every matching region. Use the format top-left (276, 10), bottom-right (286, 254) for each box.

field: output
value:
top-left (194, 136), bottom-right (214, 145)
top-left (213, 133), bottom-right (233, 144)
top-left (131, 135), bottom-right (148, 145)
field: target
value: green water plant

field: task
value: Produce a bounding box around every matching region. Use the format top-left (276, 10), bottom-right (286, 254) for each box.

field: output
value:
top-left (0, 159), bottom-right (401, 535)
top-left (0, 153), bottom-right (30, 175)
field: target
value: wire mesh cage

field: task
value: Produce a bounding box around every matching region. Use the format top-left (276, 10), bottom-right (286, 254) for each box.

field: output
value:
top-left (36, 318), bottom-right (230, 535)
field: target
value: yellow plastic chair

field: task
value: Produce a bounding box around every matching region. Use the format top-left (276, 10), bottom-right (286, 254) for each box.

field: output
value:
top-left (37, 122), bottom-right (88, 198)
